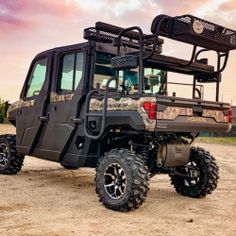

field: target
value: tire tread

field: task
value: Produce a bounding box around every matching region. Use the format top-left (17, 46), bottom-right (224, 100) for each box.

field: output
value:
top-left (0, 134), bottom-right (24, 175)
top-left (170, 146), bottom-right (219, 198)
top-left (95, 148), bottom-right (149, 212)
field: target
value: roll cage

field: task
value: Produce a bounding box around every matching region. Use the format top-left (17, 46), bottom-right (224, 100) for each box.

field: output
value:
top-left (84, 14), bottom-right (236, 101)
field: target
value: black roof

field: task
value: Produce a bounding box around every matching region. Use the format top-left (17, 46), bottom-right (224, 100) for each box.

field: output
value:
top-left (35, 42), bottom-right (88, 58)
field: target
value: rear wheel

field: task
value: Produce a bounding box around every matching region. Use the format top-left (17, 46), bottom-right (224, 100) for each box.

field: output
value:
top-left (95, 148), bottom-right (149, 211)
top-left (0, 135), bottom-right (25, 175)
top-left (170, 147), bottom-right (219, 198)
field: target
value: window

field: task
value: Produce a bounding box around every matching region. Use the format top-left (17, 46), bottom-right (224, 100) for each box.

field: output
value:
top-left (119, 67), bottom-right (167, 94)
top-left (60, 54), bottom-right (74, 91)
top-left (75, 53), bottom-right (84, 87)
top-left (94, 52), bottom-right (116, 89)
top-left (59, 52), bottom-right (84, 93)
top-left (26, 58), bottom-right (47, 97)
top-left (94, 52), bottom-right (167, 94)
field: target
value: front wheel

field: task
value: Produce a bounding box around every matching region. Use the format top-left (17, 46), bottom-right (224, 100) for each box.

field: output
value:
top-left (95, 149), bottom-right (149, 212)
top-left (0, 135), bottom-right (25, 175)
top-left (170, 147), bottom-right (219, 198)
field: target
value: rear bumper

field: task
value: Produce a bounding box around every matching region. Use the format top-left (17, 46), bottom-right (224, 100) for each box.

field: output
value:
top-left (155, 96), bottom-right (231, 133)
top-left (155, 117), bottom-right (231, 133)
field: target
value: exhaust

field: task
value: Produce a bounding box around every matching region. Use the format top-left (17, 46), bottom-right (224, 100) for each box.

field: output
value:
top-left (157, 143), bottom-right (190, 167)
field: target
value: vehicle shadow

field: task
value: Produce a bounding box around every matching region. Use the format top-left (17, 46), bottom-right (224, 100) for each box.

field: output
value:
top-left (17, 166), bottom-right (177, 202)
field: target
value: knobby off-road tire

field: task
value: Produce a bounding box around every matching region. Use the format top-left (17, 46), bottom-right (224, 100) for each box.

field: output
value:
top-left (95, 148), bottom-right (150, 212)
top-left (170, 147), bottom-right (219, 198)
top-left (0, 134), bottom-right (25, 175)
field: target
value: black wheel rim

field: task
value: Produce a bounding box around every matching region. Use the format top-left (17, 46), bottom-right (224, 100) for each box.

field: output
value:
top-left (179, 160), bottom-right (201, 187)
top-left (103, 163), bottom-right (127, 200)
top-left (0, 143), bottom-right (9, 168)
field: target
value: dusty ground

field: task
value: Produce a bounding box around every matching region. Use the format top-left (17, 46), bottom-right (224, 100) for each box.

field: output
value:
top-left (0, 124), bottom-right (235, 236)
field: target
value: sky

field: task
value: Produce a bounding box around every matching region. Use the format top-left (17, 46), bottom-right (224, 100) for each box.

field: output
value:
top-left (0, 0), bottom-right (236, 104)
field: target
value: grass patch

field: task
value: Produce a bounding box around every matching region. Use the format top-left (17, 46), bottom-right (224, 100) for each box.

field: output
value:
top-left (197, 137), bottom-right (236, 145)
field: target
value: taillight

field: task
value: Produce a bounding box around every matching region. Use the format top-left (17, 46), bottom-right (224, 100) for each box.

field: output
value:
top-left (228, 107), bottom-right (233, 123)
top-left (143, 101), bottom-right (157, 120)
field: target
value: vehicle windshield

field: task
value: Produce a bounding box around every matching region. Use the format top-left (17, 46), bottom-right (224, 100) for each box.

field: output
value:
top-left (94, 52), bottom-right (167, 95)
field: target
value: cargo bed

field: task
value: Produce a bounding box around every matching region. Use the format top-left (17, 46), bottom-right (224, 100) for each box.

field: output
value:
top-left (155, 95), bottom-right (231, 133)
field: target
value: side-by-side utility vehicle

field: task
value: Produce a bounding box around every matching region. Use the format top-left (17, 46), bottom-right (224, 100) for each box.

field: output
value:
top-left (1, 14), bottom-right (235, 211)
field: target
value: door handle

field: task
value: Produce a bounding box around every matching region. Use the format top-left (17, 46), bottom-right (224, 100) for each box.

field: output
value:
top-left (38, 116), bottom-right (48, 122)
top-left (70, 117), bottom-right (82, 124)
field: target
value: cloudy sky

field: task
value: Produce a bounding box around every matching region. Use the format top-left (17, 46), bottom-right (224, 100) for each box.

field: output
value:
top-left (0, 0), bottom-right (236, 104)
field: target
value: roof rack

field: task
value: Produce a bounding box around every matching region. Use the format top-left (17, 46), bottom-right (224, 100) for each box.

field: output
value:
top-left (84, 15), bottom-right (236, 101)
top-left (84, 22), bottom-right (164, 53)
top-left (151, 14), bottom-right (236, 52)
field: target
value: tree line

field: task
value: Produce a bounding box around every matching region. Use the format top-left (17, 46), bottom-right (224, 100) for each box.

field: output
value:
top-left (0, 98), bottom-right (8, 123)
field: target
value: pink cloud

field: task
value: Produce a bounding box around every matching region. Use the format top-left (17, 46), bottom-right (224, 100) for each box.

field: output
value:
top-left (0, 0), bottom-right (80, 33)
top-left (0, 0), bottom-right (78, 17)
top-left (1, 14), bottom-right (27, 27)
top-left (148, 0), bottom-right (212, 15)
top-left (0, 15), bottom-right (35, 33)
top-left (220, 0), bottom-right (236, 11)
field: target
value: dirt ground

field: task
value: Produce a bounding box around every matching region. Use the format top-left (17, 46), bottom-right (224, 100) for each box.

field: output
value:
top-left (0, 124), bottom-right (235, 236)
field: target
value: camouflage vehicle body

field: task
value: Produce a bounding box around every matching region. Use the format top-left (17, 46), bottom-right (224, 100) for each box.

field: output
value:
top-left (89, 96), bottom-right (231, 132)
top-left (2, 14), bottom-right (236, 211)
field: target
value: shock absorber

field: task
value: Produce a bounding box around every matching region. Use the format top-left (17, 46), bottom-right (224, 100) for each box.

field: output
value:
top-left (136, 142), bottom-right (158, 176)
top-left (129, 140), bottom-right (149, 164)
